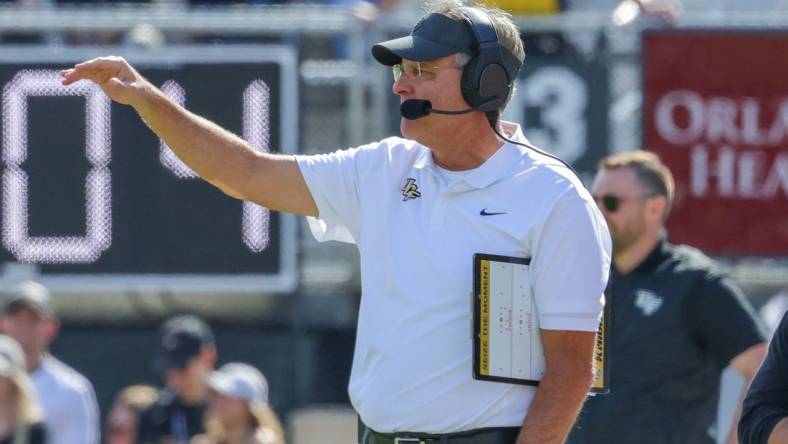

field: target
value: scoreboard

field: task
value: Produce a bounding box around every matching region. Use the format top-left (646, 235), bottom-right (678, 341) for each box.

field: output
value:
top-left (504, 53), bottom-right (609, 181)
top-left (0, 45), bottom-right (298, 293)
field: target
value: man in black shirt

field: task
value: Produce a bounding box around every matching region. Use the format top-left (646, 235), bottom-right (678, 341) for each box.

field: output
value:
top-left (137, 315), bottom-right (217, 444)
top-left (568, 151), bottom-right (768, 444)
top-left (739, 312), bottom-right (788, 444)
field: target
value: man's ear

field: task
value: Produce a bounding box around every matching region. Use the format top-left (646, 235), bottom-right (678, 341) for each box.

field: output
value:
top-left (202, 346), bottom-right (218, 367)
top-left (45, 319), bottom-right (60, 342)
top-left (647, 195), bottom-right (668, 224)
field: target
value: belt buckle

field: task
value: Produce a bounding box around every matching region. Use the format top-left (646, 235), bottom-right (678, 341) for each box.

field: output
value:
top-left (394, 438), bottom-right (424, 444)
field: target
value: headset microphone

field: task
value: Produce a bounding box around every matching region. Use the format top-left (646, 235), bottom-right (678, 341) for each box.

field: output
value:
top-left (400, 99), bottom-right (475, 120)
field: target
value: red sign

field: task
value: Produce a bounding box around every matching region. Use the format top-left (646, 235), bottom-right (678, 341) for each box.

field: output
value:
top-left (644, 31), bottom-right (788, 255)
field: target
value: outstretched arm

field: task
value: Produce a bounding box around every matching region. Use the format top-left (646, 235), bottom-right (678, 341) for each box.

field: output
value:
top-left (61, 56), bottom-right (318, 217)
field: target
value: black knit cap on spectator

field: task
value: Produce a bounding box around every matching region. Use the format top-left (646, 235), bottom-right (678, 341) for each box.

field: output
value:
top-left (371, 8), bottom-right (523, 113)
top-left (2, 281), bottom-right (54, 320)
top-left (156, 315), bottom-right (214, 371)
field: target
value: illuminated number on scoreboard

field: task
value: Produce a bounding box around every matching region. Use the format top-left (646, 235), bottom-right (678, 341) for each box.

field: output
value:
top-left (1, 70), bottom-right (273, 264)
top-left (2, 70), bottom-right (112, 264)
top-left (519, 66), bottom-right (588, 164)
top-left (241, 80), bottom-right (271, 252)
top-left (158, 79), bottom-right (271, 252)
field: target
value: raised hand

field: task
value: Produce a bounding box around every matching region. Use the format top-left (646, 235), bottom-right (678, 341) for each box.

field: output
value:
top-left (60, 56), bottom-right (152, 107)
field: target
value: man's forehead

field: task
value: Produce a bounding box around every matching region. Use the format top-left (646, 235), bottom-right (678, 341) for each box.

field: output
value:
top-left (4, 304), bottom-right (46, 320)
top-left (167, 354), bottom-right (202, 372)
top-left (594, 167), bottom-right (642, 189)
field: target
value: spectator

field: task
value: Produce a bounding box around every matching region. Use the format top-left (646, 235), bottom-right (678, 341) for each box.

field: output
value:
top-left (568, 151), bottom-right (768, 444)
top-left (137, 315), bottom-right (217, 444)
top-left (561, 0), bottom-right (680, 55)
top-left (0, 281), bottom-right (99, 444)
top-left (105, 385), bottom-right (158, 444)
top-left (192, 363), bottom-right (284, 444)
top-left (0, 334), bottom-right (46, 444)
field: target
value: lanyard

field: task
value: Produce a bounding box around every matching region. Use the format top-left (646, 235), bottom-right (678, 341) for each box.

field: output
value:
top-left (171, 411), bottom-right (189, 444)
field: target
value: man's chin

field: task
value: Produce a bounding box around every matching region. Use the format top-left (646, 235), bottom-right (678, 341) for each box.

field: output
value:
top-left (611, 235), bottom-right (636, 256)
top-left (400, 120), bottom-right (417, 141)
top-left (401, 120), bottom-right (438, 149)
top-left (610, 232), bottom-right (624, 254)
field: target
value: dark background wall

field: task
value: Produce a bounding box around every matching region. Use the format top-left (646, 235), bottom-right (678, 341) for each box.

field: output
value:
top-left (50, 321), bottom-right (357, 424)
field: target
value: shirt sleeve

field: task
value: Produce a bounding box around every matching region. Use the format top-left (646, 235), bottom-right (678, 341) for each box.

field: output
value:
top-left (296, 145), bottom-right (375, 244)
top-left (55, 379), bottom-right (100, 444)
top-left (530, 193), bottom-right (612, 331)
top-left (684, 274), bottom-right (767, 369)
top-left (84, 382), bottom-right (100, 444)
top-left (739, 312), bottom-right (788, 444)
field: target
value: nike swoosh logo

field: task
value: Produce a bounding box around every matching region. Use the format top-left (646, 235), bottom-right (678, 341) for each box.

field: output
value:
top-left (480, 208), bottom-right (507, 216)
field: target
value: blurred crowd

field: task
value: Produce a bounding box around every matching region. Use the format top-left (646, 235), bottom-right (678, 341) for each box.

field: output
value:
top-left (0, 1), bottom-right (785, 443)
top-left (0, 281), bottom-right (285, 444)
top-left (1, 0), bottom-right (787, 48)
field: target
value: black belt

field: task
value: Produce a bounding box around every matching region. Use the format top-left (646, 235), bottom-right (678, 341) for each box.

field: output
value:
top-left (359, 423), bottom-right (520, 444)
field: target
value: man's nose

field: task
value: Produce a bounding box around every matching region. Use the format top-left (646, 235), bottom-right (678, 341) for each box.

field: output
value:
top-left (392, 75), bottom-right (414, 97)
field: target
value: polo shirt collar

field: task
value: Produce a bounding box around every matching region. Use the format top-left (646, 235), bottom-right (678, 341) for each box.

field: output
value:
top-left (628, 237), bottom-right (671, 275)
top-left (412, 121), bottom-right (527, 189)
top-left (413, 146), bottom-right (434, 170)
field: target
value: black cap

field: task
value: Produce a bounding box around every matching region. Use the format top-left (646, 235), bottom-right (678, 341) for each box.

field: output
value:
top-left (372, 13), bottom-right (477, 66)
top-left (2, 281), bottom-right (54, 320)
top-left (156, 315), bottom-right (214, 371)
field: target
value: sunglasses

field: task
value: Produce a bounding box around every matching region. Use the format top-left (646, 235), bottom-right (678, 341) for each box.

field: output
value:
top-left (392, 61), bottom-right (462, 82)
top-left (593, 194), bottom-right (651, 213)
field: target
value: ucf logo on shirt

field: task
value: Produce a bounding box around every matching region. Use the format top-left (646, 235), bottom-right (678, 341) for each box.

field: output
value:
top-left (402, 178), bottom-right (421, 201)
top-left (635, 289), bottom-right (663, 316)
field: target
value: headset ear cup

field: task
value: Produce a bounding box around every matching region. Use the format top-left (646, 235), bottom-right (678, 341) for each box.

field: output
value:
top-left (461, 56), bottom-right (512, 113)
top-left (461, 56), bottom-right (483, 110)
top-left (478, 63), bottom-right (511, 112)
top-left (458, 7), bottom-right (521, 116)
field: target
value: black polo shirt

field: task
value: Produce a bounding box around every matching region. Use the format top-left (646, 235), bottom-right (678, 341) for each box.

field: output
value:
top-left (136, 388), bottom-right (206, 444)
top-left (568, 240), bottom-right (766, 444)
top-left (739, 312), bottom-right (788, 444)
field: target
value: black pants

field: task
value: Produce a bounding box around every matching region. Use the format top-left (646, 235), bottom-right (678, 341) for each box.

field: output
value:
top-left (358, 420), bottom-right (520, 444)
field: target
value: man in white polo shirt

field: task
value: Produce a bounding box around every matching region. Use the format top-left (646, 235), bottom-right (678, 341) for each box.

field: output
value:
top-left (61, 1), bottom-right (611, 442)
top-left (0, 281), bottom-right (100, 444)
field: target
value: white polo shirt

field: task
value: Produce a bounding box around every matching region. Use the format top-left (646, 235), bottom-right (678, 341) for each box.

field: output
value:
top-left (296, 123), bottom-right (611, 434)
top-left (31, 355), bottom-right (100, 444)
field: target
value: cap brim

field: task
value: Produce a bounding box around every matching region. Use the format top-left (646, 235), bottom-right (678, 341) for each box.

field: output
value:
top-left (208, 372), bottom-right (238, 399)
top-left (372, 35), bottom-right (461, 66)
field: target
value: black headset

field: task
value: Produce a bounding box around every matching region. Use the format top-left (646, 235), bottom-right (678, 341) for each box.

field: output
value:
top-left (458, 10), bottom-right (579, 177)
top-left (459, 7), bottom-right (522, 114)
